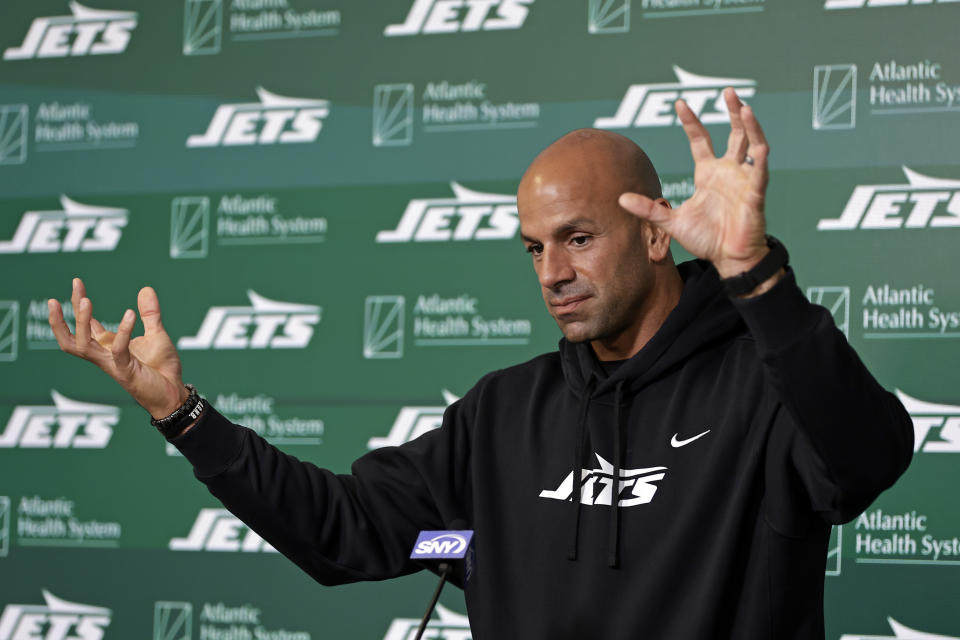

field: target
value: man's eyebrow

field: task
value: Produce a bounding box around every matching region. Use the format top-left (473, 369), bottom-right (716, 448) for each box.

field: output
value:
top-left (521, 218), bottom-right (601, 244)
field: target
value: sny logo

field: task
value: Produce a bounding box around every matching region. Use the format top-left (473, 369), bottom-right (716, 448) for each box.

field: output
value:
top-left (0, 590), bottom-right (112, 640)
top-left (376, 182), bottom-right (518, 242)
top-left (0, 390), bottom-right (117, 449)
top-left (0, 196), bottom-right (128, 254)
top-left (818, 167), bottom-right (960, 230)
top-left (413, 532), bottom-right (469, 556)
top-left (169, 508), bottom-right (277, 552)
top-left (177, 291), bottom-right (321, 350)
top-left (4, 2), bottom-right (137, 60)
top-left (385, 0), bottom-right (533, 36)
top-left (826, 0), bottom-right (959, 8)
top-left (187, 87), bottom-right (329, 148)
top-left (594, 66), bottom-right (756, 129)
top-left (897, 390), bottom-right (960, 453)
top-left (839, 616), bottom-right (959, 640)
top-left (540, 453), bottom-right (667, 507)
top-left (368, 390), bottom-right (459, 448)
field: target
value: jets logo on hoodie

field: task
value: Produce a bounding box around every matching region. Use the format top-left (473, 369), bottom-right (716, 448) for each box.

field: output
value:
top-left (539, 453), bottom-right (667, 507)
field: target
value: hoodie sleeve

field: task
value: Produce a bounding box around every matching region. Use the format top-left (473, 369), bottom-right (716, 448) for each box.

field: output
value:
top-left (730, 268), bottom-right (914, 523)
top-left (168, 395), bottom-right (475, 585)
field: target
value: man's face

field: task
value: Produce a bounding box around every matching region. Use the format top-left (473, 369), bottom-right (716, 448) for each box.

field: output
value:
top-left (518, 185), bottom-right (655, 345)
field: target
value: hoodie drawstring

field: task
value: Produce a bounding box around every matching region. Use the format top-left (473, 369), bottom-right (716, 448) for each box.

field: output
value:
top-left (567, 375), bottom-right (596, 561)
top-left (608, 380), bottom-right (625, 568)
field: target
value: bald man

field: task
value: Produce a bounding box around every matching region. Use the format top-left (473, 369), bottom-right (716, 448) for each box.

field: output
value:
top-left (49, 90), bottom-right (913, 639)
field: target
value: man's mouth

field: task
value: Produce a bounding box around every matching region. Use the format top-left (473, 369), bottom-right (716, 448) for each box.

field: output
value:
top-left (551, 295), bottom-right (590, 315)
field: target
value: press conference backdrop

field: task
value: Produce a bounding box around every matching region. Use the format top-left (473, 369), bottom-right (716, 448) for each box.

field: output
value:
top-left (1, 0), bottom-right (958, 638)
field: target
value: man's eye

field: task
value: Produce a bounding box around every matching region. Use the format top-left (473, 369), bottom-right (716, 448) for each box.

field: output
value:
top-left (571, 235), bottom-right (590, 246)
top-left (526, 244), bottom-right (542, 255)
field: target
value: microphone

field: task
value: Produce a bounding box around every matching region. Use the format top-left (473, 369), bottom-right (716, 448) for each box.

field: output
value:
top-left (409, 523), bottom-right (475, 640)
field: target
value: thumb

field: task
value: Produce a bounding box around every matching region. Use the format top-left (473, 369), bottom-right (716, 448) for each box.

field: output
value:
top-left (619, 192), bottom-right (674, 228)
top-left (137, 286), bottom-right (165, 335)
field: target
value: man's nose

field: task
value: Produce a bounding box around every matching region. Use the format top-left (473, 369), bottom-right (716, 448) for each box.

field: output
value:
top-left (538, 247), bottom-right (575, 289)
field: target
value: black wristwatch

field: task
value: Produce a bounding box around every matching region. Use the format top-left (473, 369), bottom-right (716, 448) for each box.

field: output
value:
top-left (151, 384), bottom-right (206, 439)
top-left (719, 235), bottom-right (789, 298)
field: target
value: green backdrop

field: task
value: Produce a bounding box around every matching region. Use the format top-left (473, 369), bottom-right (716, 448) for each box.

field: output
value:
top-left (2, 1), bottom-right (959, 638)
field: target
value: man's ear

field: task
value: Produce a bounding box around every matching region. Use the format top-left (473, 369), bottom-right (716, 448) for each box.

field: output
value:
top-left (646, 198), bottom-right (672, 262)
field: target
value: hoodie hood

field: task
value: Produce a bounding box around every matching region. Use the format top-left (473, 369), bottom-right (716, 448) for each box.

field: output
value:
top-left (560, 259), bottom-right (746, 400)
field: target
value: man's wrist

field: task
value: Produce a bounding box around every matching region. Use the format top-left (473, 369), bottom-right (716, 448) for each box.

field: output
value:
top-left (717, 236), bottom-right (790, 298)
top-left (151, 384), bottom-right (206, 439)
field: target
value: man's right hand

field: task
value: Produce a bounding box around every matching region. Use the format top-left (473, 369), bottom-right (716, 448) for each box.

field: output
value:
top-left (48, 278), bottom-right (188, 420)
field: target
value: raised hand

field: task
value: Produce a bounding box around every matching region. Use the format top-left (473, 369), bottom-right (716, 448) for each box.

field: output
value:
top-left (48, 278), bottom-right (188, 419)
top-left (619, 87), bottom-right (772, 281)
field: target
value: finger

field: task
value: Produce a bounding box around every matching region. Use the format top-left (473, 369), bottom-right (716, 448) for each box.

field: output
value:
top-left (48, 298), bottom-right (77, 353)
top-left (742, 104), bottom-right (769, 150)
top-left (723, 87), bottom-right (748, 161)
top-left (90, 316), bottom-right (107, 341)
top-left (742, 105), bottom-right (770, 189)
top-left (71, 278), bottom-right (85, 332)
top-left (138, 287), bottom-right (165, 335)
top-left (111, 309), bottom-right (136, 370)
top-left (675, 99), bottom-right (715, 162)
top-left (75, 296), bottom-right (92, 352)
top-left (619, 193), bottom-right (675, 230)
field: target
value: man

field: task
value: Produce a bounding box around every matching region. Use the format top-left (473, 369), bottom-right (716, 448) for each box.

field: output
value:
top-left (48, 89), bottom-right (913, 638)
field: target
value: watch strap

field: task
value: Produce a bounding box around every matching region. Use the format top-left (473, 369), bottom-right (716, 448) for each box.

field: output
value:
top-left (720, 235), bottom-right (789, 298)
top-left (151, 384), bottom-right (205, 439)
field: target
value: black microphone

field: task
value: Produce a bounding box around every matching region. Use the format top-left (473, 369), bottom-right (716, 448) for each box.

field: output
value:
top-left (408, 522), bottom-right (475, 640)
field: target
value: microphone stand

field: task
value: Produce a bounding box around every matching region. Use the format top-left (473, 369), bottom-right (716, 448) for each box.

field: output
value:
top-left (413, 562), bottom-right (451, 640)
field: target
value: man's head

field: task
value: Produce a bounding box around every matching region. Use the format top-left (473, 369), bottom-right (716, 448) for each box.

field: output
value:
top-left (517, 129), bottom-right (678, 357)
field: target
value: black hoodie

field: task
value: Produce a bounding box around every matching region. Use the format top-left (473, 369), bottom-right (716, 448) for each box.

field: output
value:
top-left (173, 261), bottom-right (913, 639)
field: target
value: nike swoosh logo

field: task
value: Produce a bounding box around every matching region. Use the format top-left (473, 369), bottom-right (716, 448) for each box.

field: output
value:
top-left (670, 429), bottom-right (711, 448)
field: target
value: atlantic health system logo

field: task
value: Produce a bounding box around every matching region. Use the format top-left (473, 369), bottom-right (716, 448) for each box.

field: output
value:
top-left (186, 87), bottom-right (329, 147)
top-left (594, 66), bottom-right (757, 129)
top-left (0, 591), bottom-right (112, 640)
top-left (819, 167), bottom-right (960, 230)
top-left (3, 2), bottom-right (137, 60)
top-left (0, 196), bottom-right (128, 254)
top-left (0, 105), bottom-right (28, 166)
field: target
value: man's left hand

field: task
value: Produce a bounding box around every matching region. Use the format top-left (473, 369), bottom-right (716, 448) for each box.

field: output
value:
top-left (618, 87), bottom-right (775, 285)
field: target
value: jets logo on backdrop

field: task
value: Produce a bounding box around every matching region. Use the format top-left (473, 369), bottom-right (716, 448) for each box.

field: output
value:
top-left (0, 196), bottom-right (128, 254)
top-left (0, 391), bottom-right (117, 449)
top-left (177, 291), bottom-right (321, 350)
top-left (3, 2), bottom-right (137, 60)
top-left (839, 617), bottom-right (959, 639)
top-left (594, 66), bottom-right (757, 129)
top-left (186, 87), bottom-right (329, 147)
top-left (376, 182), bottom-right (518, 242)
top-left (382, 604), bottom-right (471, 640)
top-left (385, 0), bottom-right (533, 36)
top-left (368, 390), bottom-right (459, 448)
top-left (826, 0), bottom-right (959, 8)
top-left (897, 390), bottom-right (960, 453)
top-left (818, 166), bottom-right (960, 230)
top-left (0, 590), bottom-right (112, 640)
top-left (540, 454), bottom-right (667, 507)
top-left (169, 509), bottom-right (277, 552)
